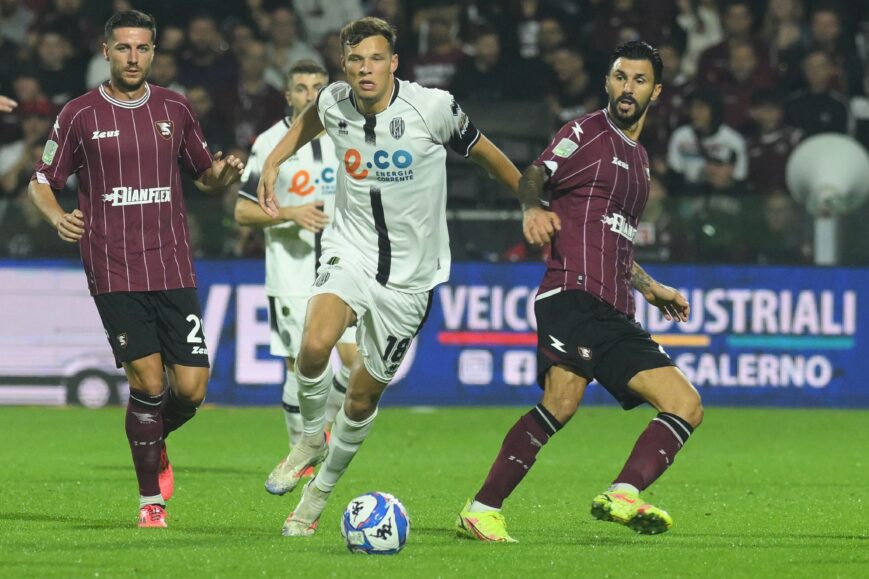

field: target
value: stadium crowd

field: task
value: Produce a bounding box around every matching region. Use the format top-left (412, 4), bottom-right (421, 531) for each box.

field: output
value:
top-left (1, 0), bottom-right (868, 264)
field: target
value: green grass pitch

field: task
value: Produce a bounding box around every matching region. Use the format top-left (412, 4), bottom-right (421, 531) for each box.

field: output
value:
top-left (2, 405), bottom-right (867, 578)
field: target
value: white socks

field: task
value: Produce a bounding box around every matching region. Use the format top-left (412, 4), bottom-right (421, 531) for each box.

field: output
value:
top-left (609, 483), bottom-right (639, 495)
top-left (324, 365), bottom-right (350, 426)
top-left (281, 369), bottom-right (302, 447)
top-left (315, 407), bottom-right (377, 493)
top-left (295, 363), bottom-right (333, 439)
top-left (468, 500), bottom-right (500, 513)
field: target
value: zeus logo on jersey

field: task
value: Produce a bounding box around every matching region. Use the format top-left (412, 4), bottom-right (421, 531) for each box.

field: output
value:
top-left (611, 156), bottom-right (629, 170)
top-left (103, 186), bottom-right (171, 206)
top-left (344, 148), bottom-right (414, 182)
top-left (601, 212), bottom-right (637, 241)
top-left (92, 129), bottom-right (120, 140)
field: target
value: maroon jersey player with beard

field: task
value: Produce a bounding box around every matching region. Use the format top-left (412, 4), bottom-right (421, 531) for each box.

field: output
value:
top-left (27, 10), bottom-right (244, 528)
top-left (458, 41), bottom-right (704, 542)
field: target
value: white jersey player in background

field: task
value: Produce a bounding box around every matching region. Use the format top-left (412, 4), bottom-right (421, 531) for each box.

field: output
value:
top-left (235, 60), bottom-right (357, 496)
top-left (257, 17), bottom-right (558, 537)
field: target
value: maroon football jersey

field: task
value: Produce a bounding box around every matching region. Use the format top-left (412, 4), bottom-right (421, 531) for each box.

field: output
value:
top-left (33, 83), bottom-right (213, 295)
top-left (534, 109), bottom-right (651, 316)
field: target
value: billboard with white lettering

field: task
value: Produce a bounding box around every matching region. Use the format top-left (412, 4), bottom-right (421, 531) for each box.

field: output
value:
top-left (1, 261), bottom-right (866, 408)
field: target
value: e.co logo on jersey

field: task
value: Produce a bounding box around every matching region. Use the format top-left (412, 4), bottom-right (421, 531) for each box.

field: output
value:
top-left (288, 167), bottom-right (336, 196)
top-left (343, 148), bottom-right (413, 180)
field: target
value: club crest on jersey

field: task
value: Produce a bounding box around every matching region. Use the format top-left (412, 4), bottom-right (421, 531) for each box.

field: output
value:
top-left (116, 332), bottom-right (128, 349)
top-left (389, 117), bottom-right (405, 139)
top-left (154, 120), bottom-right (174, 140)
top-left (578, 346), bottom-right (592, 360)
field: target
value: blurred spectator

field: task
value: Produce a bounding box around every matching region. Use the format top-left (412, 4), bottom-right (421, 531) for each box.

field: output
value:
top-left (806, 5), bottom-right (863, 97)
top-left (0, 182), bottom-right (76, 257)
top-left (634, 175), bottom-right (685, 262)
top-left (149, 52), bottom-right (186, 94)
top-left (761, 0), bottom-right (809, 92)
top-left (785, 50), bottom-right (851, 137)
top-left (683, 147), bottom-right (754, 263)
top-left (185, 86), bottom-right (235, 162)
top-left (179, 13), bottom-right (238, 97)
top-left (294, 0), bottom-right (363, 46)
top-left (0, 100), bottom-right (54, 197)
top-left (85, 35), bottom-right (109, 89)
top-left (31, 27), bottom-right (86, 105)
top-left (667, 89), bottom-right (748, 190)
top-left (751, 193), bottom-right (811, 264)
top-left (367, 0), bottom-right (413, 56)
top-left (674, 0), bottom-right (723, 79)
top-left (264, 5), bottom-right (323, 82)
top-left (242, 0), bottom-right (270, 37)
top-left (851, 68), bottom-right (869, 148)
top-left (645, 39), bottom-right (693, 174)
top-left (0, 95), bottom-right (16, 112)
top-left (450, 25), bottom-right (507, 101)
top-left (41, 0), bottom-right (98, 55)
top-left (228, 21), bottom-right (256, 61)
top-left (586, 0), bottom-right (670, 61)
top-left (536, 16), bottom-right (569, 63)
top-left (703, 40), bottom-right (775, 131)
top-left (159, 24), bottom-right (186, 53)
top-left (696, 0), bottom-right (769, 87)
top-left (0, 0), bottom-right (34, 46)
top-left (319, 30), bottom-right (347, 84)
top-left (545, 47), bottom-right (602, 126)
top-left (227, 40), bottom-right (286, 148)
top-left (746, 90), bottom-right (802, 198)
top-left (402, 7), bottom-right (464, 89)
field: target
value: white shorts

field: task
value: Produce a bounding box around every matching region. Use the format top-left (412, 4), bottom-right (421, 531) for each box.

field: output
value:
top-left (311, 256), bottom-right (432, 384)
top-left (269, 295), bottom-right (355, 359)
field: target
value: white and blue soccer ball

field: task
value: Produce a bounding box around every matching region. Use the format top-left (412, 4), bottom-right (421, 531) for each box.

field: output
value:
top-left (341, 492), bottom-right (410, 554)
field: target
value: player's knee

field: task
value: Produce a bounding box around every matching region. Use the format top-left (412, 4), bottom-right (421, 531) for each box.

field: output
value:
top-left (542, 392), bottom-right (581, 424)
top-left (344, 392), bottom-right (380, 421)
top-left (297, 339), bottom-right (333, 376)
top-left (667, 389), bottom-right (703, 429)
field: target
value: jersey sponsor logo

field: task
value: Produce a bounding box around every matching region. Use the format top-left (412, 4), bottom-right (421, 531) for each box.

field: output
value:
top-left (154, 120), bottom-right (174, 139)
top-left (103, 186), bottom-right (171, 207)
top-left (42, 140), bottom-right (58, 164)
top-left (389, 116), bottom-right (405, 139)
top-left (552, 138), bottom-right (578, 158)
top-left (91, 129), bottom-right (120, 140)
top-left (601, 212), bottom-right (637, 241)
top-left (287, 167), bottom-right (336, 196)
top-left (611, 155), bottom-right (629, 170)
top-left (343, 148), bottom-right (414, 182)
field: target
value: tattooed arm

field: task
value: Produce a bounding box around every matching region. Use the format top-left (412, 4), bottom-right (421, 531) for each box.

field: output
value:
top-left (632, 262), bottom-right (690, 322)
top-left (517, 164), bottom-right (561, 246)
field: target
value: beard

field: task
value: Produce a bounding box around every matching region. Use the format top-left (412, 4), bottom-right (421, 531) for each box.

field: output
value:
top-left (111, 65), bottom-right (148, 92)
top-left (607, 93), bottom-right (650, 128)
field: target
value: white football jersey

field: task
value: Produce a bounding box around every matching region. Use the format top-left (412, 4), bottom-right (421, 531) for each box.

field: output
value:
top-left (239, 118), bottom-right (339, 297)
top-left (316, 79), bottom-right (480, 292)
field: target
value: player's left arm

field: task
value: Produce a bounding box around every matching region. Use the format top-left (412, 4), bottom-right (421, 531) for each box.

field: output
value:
top-left (631, 261), bottom-right (690, 322)
top-left (194, 151), bottom-right (245, 193)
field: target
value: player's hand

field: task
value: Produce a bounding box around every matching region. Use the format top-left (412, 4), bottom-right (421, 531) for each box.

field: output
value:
top-left (0, 95), bottom-right (17, 113)
top-left (523, 206), bottom-right (561, 247)
top-left (643, 283), bottom-right (690, 323)
top-left (54, 209), bottom-right (85, 243)
top-left (211, 151), bottom-right (245, 188)
top-left (257, 162), bottom-right (280, 219)
top-left (285, 201), bottom-right (329, 232)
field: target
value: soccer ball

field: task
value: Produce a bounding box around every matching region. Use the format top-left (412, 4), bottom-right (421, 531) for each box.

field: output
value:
top-left (341, 492), bottom-right (410, 554)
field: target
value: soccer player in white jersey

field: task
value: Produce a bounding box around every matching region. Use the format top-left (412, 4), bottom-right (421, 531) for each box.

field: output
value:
top-left (257, 17), bottom-right (559, 536)
top-left (235, 60), bottom-right (357, 495)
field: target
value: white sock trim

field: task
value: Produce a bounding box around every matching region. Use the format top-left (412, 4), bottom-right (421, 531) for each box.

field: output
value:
top-left (139, 494), bottom-right (164, 508)
top-left (609, 483), bottom-right (639, 495)
top-left (468, 500), bottom-right (500, 513)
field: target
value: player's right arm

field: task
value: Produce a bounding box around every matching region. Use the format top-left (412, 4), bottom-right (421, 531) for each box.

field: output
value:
top-left (257, 103), bottom-right (324, 218)
top-left (27, 181), bottom-right (84, 242)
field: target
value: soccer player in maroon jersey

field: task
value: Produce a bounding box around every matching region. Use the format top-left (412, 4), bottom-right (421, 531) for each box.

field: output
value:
top-left (27, 11), bottom-right (244, 528)
top-left (458, 41), bottom-right (703, 542)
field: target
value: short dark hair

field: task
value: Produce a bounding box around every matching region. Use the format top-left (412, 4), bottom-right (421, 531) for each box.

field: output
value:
top-left (104, 10), bottom-right (156, 43)
top-left (287, 59), bottom-right (328, 85)
top-left (608, 40), bottom-right (663, 84)
top-left (340, 17), bottom-right (397, 53)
